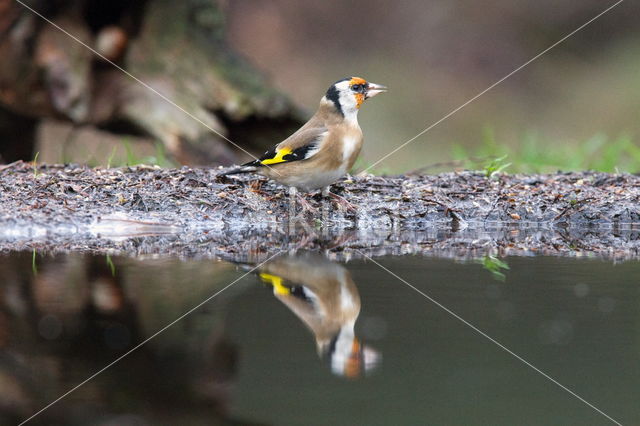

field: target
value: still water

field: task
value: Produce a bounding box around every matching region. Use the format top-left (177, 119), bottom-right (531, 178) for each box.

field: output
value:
top-left (1, 250), bottom-right (639, 425)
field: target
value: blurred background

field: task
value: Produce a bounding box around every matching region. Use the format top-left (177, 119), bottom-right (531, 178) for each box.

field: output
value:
top-left (1, 0), bottom-right (639, 173)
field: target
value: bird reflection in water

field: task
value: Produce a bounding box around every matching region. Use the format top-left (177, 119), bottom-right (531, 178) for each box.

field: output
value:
top-left (255, 252), bottom-right (380, 378)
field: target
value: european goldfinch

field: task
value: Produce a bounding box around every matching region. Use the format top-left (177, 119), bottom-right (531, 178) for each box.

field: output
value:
top-left (220, 77), bottom-right (386, 194)
top-left (256, 252), bottom-right (380, 378)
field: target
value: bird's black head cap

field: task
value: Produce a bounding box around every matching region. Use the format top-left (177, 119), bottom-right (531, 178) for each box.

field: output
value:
top-left (325, 78), bottom-right (349, 116)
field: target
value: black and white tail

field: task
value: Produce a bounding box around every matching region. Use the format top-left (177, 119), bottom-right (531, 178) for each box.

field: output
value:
top-left (217, 160), bottom-right (260, 176)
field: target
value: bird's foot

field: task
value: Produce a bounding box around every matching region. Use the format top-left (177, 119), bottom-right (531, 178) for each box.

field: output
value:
top-left (296, 193), bottom-right (318, 214)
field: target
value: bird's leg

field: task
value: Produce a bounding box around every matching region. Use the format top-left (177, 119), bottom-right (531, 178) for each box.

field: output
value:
top-left (321, 187), bottom-right (331, 215)
top-left (287, 187), bottom-right (320, 236)
top-left (298, 191), bottom-right (317, 213)
top-left (287, 186), bottom-right (301, 235)
top-left (288, 186), bottom-right (296, 225)
top-left (320, 187), bottom-right (331, 233)
top-left (288, 187), bottom-right (316, 214)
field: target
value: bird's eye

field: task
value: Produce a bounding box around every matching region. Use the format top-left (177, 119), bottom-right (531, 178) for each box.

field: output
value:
top-left (351, 84), bottom-right (363, 93)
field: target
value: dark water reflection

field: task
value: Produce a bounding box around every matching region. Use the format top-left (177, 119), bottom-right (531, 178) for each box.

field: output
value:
top-left (0, 251), bottom-right (639, 425)
top-left (255, 253), bottom-right (380, 378)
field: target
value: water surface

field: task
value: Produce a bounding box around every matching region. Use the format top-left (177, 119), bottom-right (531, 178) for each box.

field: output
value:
top-left (1, 251), bottom-right (638, 425)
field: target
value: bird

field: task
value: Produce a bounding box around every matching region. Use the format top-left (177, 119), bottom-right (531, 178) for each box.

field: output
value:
top-left (253, 252), bottom-right (380, 378)
top-left (219, 76), bottom-right (386, 210)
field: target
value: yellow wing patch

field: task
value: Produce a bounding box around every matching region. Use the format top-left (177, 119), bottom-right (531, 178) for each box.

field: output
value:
top-left (260, 147), bottom-right (293, 165)
top-left (259, 273), bottom-right (291, 295)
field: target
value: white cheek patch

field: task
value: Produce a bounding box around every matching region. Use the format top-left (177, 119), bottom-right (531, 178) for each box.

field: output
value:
top-left (339, 90), bottom-right (357, 112)
top-left (334, 80), bottom-right (359, 123)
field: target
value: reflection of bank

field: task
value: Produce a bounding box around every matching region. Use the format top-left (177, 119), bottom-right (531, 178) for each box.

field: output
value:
top-left (256, 252), bottom-right (380, 378)
top-left (0, 253), bottom-right (247, 425)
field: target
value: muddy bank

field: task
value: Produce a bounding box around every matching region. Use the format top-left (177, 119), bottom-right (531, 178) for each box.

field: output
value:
top-left (0, 161), bottom-right (639, 260)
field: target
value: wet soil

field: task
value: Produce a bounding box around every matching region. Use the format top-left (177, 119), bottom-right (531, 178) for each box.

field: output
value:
top-left (1, 161), bottom-right (639, 260)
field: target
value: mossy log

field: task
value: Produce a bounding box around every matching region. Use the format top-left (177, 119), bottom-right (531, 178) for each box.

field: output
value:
top-left (0, 0), bottom-right (303, 164)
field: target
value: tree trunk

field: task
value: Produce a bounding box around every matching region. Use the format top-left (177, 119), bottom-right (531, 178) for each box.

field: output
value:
top-left (0, 0), bottom-right (303, 164)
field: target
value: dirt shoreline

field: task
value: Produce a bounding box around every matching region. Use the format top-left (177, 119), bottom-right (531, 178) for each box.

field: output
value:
top-left (1, 161), bottom-right (639, 260)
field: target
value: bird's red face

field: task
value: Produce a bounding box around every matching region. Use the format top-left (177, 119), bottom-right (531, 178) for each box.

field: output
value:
top-left (348, 77), bottom-right (387, 109)
top-left (325, 77), bottom-right (387, 117)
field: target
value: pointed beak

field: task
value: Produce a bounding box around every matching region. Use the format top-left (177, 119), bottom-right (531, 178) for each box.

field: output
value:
top-left (365, 82), bottom-right (387, 99)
